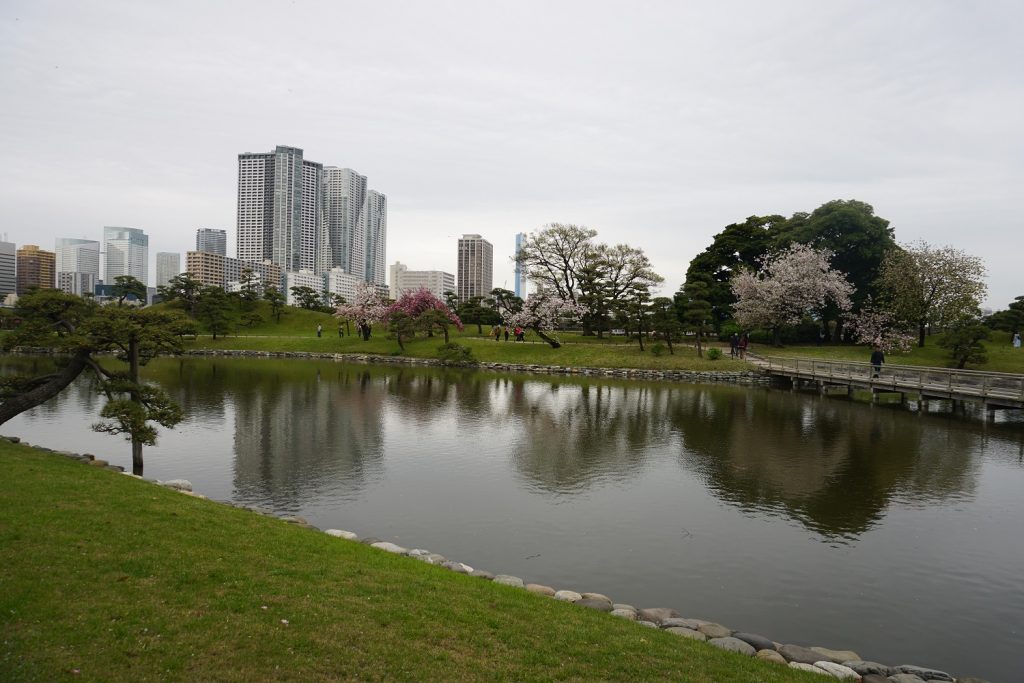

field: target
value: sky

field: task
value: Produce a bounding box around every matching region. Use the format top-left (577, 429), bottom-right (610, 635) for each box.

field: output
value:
top-left (0, 0), bottom-right (1021, 309)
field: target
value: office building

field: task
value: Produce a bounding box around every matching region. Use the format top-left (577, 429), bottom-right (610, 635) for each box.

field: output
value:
top-left (156, 252), bottom-right (181, 289)
top-left (284, 269), bottom-right (325, 306)
top-left (457, 234), bottom-right (493, 302)
top-left (55, 238), bottom-right (101, 296)
top-left (104, 226), bottom-right (149, 286)
top-left (0, 241), bottom-right (16, 298)
top-left (326, 268), bottom-right (362, 304)
top-left (186, 251), bottom-right (281, 293)
top-left (16, 245), bottom-right (56, 294)
top-left (389, 261), bottom-right (454, 301)
top-left (514, 232), bottom-right (527, 298)
top-left (196, 229), bottom-right (227, 256)
top-left (237, 146), bottom-right (386, 283)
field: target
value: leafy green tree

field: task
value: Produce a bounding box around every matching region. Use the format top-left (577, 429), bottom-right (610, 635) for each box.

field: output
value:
top-left (443, 290), bottom-right (460, 312)
top-left (290, 285), bottom-right (323, 310)
top-left (158, 273), bottom-right (204, 317)
top-left (387, 311), bottom-right (418, 352)
top-left (196, 286), bottom-right (234, 339)
top-left (112, 275), bottom-right (147, 306)
top-left (939, 317), bottom-right (990, 369)
top-left (986, 295), bottom-right (1024, 333)
top-left (0, 289), bottom-right (189, 474)
top-left (649, 296), bottom-right (682, 355)
top-left (263, 286), bottom-right (286, 323)
top-left (678, 273), bottom-right (714, 357)
top-left (237, 267), bottom-right (260, 308)
top-left (618, 283), bottom-right (652, 351)
top-left (877, 241), bottom-right (987, 347)
top-left (490, 288), bottom-right (523, 319)
top-left (456, 296), bottom-right (498, 334)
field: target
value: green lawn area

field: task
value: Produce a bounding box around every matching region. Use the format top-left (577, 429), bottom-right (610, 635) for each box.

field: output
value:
top-left (0, 441), bottom-right (821, 682)
top-left (750, 331), bottom-right (1024, 374)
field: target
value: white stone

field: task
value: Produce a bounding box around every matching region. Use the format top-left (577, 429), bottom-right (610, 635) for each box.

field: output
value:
top-left (610, 609), bottom-right (637, 620)
top-left (325, 529), bottom-right (359, 540)
top-left (789, 662), bottom-right (829, 676)
top-left (812, 661), bottom-right (860, 680)
top-left (370, 541), bottom-right (407, 555)
top-left (162, 479), bottom-right (193, 491)
top-left (492, 575), bottom-right (525, 588)
top-left (553, 590), bottom-right (582, 602)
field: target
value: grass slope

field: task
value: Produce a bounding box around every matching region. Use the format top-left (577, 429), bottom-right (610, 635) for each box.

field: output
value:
top-left (0, 442), bottom-right (821, 682)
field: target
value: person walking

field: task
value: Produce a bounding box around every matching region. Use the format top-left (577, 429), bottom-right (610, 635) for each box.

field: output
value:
top-left (738, 333), bottom-right (748, 359)
top-left (729, 333), bottom-right (739, 358)
top-left (870, 345), bottom-right (885, 378)
top-left (316, 323), bottom-right (323, 338)
top-left (504, 327), bottom-right (510, 342)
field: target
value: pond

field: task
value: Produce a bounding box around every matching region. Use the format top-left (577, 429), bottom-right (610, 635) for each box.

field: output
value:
top-left (4, 356), bottom-right (1023, 681)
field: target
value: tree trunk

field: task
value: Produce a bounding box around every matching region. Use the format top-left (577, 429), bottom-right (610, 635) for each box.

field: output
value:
top-left (532, 326), bottom-right (561, 348)
top-left (129, 336), bottom-right (144, 476)
top-left (476, 322), bottom-right (482, 334)
top-left (918, 321), bottom-right (926, 348)
top-left (443, 327), bottom-right (449, 344)
top-left (695, 328), bottom-right (703, 358)
top-left (666, 334), bottom-right (674, 355)
top-left (0, 349), bottom-right (91, 425)
top-left (773, 326), bottom-right (782, 347)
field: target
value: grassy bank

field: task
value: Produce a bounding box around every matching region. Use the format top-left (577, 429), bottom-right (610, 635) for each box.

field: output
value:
top-left (0, 441), bottom-right (818, 682)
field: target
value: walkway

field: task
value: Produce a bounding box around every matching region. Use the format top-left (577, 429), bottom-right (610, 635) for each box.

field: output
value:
top-left (752, 355), bottom-right (1024, 409)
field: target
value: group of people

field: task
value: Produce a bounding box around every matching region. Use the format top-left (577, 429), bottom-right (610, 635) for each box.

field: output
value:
top-left (728, 332), bottom-right (750, 359)
top-left (491, 325), bottom-right (526, 342)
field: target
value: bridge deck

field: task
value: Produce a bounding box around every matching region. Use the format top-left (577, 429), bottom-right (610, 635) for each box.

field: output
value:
top-left (757, 356), bottom-right (1024, 409)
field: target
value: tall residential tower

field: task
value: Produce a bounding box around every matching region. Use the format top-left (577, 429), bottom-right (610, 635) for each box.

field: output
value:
top-left (55, 238), bottom-right (101, 296)
top-left (196, 228), bottom-right (227, 256)
top-left (103, 226), bottom-right (149, 286)
top-left (457, 234), bottom-right (493, 302)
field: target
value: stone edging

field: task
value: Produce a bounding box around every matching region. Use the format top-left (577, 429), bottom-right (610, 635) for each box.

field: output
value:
top-left (8, 435), bottom-right (985, 683)
top-left (176, 348), bottom-right (773, 385)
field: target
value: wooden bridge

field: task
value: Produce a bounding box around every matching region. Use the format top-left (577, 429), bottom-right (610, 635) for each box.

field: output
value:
top-left (756, 356), bottom-right (1024, 410)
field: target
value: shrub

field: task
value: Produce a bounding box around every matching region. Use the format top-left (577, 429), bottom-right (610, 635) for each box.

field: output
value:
top-left (706, 347), bottom-right (722, 361)
top-left (650, 343), bottom-right (666, 357)
top-left (437, 343), bottom-right (475, 365)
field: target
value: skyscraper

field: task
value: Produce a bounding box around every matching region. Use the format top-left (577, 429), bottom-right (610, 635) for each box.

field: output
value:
top-left (16, 245), bottom-right (56, 294)
top-left (55, 238), bottom-right (100, 296)
top-left (237, 146), bottom-right (385, 284)
top-left (103, 226), bottom-right (149, 285)
top-left (514, 232), bottom-right (527, 298)
top-left (0, 241), bottom-right (17, 298)
top-left (196, 228), bottom-right (227, 256)
top-left (156, 252), bottom-right (181, 289)
top-left (457, 235), bottom-right (493, 302)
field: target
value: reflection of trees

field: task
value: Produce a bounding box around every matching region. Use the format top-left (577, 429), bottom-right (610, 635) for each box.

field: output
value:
top-left (668, 387), bottom-right (983, 538)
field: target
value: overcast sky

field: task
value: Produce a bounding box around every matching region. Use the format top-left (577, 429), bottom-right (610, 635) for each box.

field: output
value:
top-left (1, 0), bottom-right (1021, 308)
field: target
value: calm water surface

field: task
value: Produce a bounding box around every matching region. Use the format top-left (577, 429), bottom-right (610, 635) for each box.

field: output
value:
top-left (5, 357), bottom-right (1024, 681)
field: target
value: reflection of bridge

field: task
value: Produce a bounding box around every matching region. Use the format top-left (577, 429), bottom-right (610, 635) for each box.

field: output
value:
top-left (757, 356), bottom-right (1024, 410)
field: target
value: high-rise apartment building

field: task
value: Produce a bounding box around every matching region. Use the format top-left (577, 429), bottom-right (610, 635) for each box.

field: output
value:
top-left (104, 226), bottom-right (149, 286)
top-left (55, 238), bottom-right (101, 296)
top-left (237, 146), bottom-right (386, 285)
top-left (457, 235), bottom-right (493, 302)
top-left (186, 251), bottom-right (281, 293)
top-left (514, 232), bottom-right (527, 298)
top-left (156, 252), bottom-right (181, 289)
top-left (196, 229), bottom-right (227, 256)
top-left (0, 241), bottom-right (16, 298)
top-left (16, 245), bottom-right (56, 294)
top-left (389, 261), bottom-right (455, 301)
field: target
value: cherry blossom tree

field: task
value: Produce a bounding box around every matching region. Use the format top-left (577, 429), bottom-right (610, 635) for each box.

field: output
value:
top-left (731, 244), bottom-right (853, 346)
top-left (845, 298), bottom-right (915, 352)
top-left (503, 288), bottom-right (584, 348)
top-left (335, 282), bottom-right (389, 340)
top-left (386, 288), bottom-right (463, 344)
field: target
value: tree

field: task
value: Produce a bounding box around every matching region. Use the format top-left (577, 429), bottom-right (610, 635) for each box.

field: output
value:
top-left (290, 285), bottom-right (323, 311)
top-left (515, 223), bottom-right (597, 305)
top-left (386, 311), bottom-right (418, 352)
top-left (112, 275), bottom-right (147, 306)
top-left (490, 288), bottom-right (523, 320)
top-left (386, 288), bottom-right (463, 345)
top-left (678, 273), bottom-right (713, 357)
top-left (158, 273), bottom-right (204, 317)
top-left (196, 286), bottom-right (234, 339)
top-left (0, 289), bottom-right (189, 474)
top-left (456, 296), bottom-right (497, 334)
top-left (503, 289), bottom-right (583, 348)
top-left (617, 283), bottom-right (652, 351)
top-left (939, 317), bottom-right (990, 369)
top-left (649, 297), bottom-right (682, 355)
top-left (985, 295), bottom-right (1024, 334)
top-left (237, 267), bottom-right (261, 307)
top-left (844, 298), bottom-right (915, 352)
top-left (263, 286), bottom-right (286, 323)
top-left (335, 282), bottom-right (389, 341)
top-left (581, 244), bottom-right (663, 338)
top-left (877, 241), bottom-right (987, 347)
top-left (731, 244), bottom-right (854, 346)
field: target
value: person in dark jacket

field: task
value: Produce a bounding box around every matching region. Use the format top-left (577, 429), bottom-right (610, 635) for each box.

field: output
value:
top-left (870, 346), bottom-right (885, 378)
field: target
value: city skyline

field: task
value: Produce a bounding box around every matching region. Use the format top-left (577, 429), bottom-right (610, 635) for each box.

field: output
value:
top-left (0, 3), bottom-right (1021, 308)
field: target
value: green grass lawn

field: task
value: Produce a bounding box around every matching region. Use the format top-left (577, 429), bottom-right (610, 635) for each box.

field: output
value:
top-left (0, 441), bottom-right (822, 682)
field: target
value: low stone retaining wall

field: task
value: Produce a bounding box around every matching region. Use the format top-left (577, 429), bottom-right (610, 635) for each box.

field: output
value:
top-left (9, 435), bottom-right (989, 683)
top-left (176, 348), bottom-right (773, 385)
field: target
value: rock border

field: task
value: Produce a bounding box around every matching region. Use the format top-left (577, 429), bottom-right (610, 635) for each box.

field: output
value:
top-left (6, 434), bottom-right (988, 683)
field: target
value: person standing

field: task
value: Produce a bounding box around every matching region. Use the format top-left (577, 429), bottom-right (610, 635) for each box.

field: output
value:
top-left (738, 333), bottom-right (748, 359)
top-left (870, 345), bottom-right (885, 378)
top-left (1013, 331), bottom-right (1021, 349)
top-left (729, 333), bottom-right (739, 358)
top-left (316, 323), bottom-right (323, 338)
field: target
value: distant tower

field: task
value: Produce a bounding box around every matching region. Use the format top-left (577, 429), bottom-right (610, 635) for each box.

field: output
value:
top-left (55, 238), bottom-right (101, 296)
top-left (16, 245), bottom-right (56, 294)
top-left (103, 226), bottom-right (149, 286)
top-left (156, 252), bottom-right (181, 289)
top-left (0, 241), bottom-right (15, 298)
top-left (364, 190), bottom-right (387, 287)
top-left (514, 232), bottom-right (527, 298)
top-left (196, 228), bottom-right (227, 256)
top-left (457, 234), bottom-right (493, 302)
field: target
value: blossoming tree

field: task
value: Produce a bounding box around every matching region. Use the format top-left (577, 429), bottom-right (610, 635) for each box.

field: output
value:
top-left (386, 288), bottom-right (463, 345)
top-left (503, 288), bottom-right (584, 348)
top-left (334, 282), bottom-right (389, 340)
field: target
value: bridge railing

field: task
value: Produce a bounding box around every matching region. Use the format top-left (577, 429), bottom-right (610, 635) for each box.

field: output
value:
top-left (761, 356), bottom-right (1024, 402)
